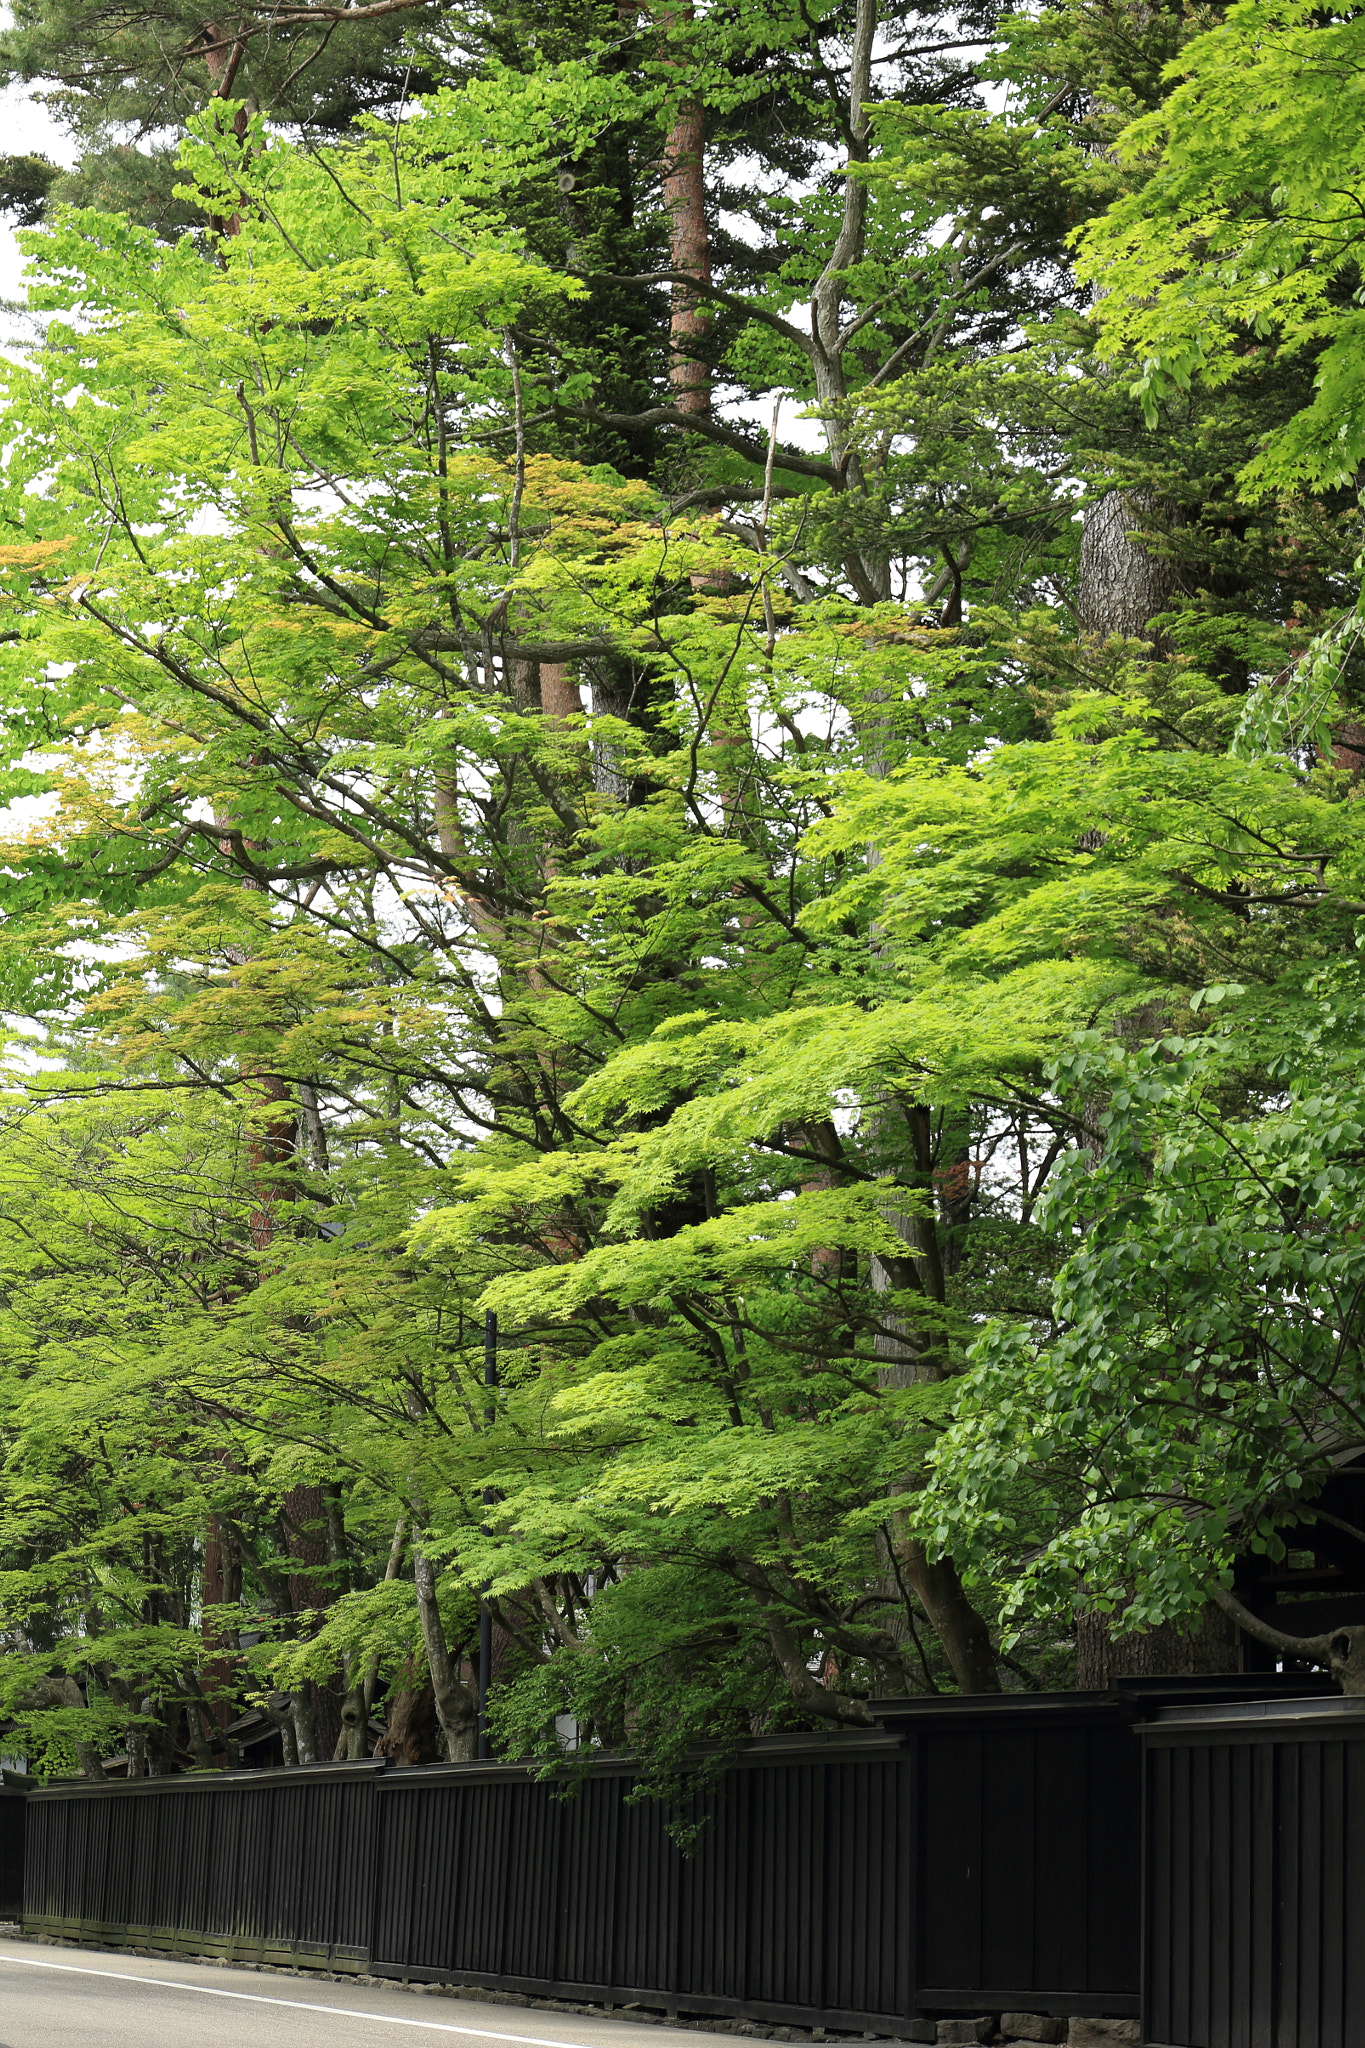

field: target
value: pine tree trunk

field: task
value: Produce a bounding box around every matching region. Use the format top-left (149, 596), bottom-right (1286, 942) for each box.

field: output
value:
top-left (280, 1484), bottom-right (342, 1758)
top-left (539, 664), bottom-right (582, 725)
top-left (660, 3), bottom-right (710, 417)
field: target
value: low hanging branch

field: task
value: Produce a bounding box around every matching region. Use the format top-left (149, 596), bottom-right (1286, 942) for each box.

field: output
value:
top-left (1210, 1584), bottom-right (1365, 1694)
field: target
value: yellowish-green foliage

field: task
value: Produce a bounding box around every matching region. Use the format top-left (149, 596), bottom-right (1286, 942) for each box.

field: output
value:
top-left (1079, 0), bottom-right (1365, 489)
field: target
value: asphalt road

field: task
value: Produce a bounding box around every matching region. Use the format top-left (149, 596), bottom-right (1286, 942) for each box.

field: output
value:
top-left (0, 1936), bottom-right (744, 2048)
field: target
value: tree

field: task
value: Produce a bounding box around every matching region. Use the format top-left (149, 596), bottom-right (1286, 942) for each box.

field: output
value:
top-left (1079, 0), bottom-right (1365, 499)
top-left (0, 82), bottom-right (1046, 1762)
top-left (0, 1086), bottom-right (340, 1776)
top-left (0, 0), bottom-right (447, 227)
top-left (3, 0), bottom-right (1364, 1780)
top-left (921, 968), bottom-right (1365, 1692)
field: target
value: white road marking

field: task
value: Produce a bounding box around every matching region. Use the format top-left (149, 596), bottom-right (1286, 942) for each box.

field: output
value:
top-left (0, 1952), bottom-right (658, 2042)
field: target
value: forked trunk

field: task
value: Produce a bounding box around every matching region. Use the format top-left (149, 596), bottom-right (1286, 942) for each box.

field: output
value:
top-left (413, 1539), bottom-right (479, 1760)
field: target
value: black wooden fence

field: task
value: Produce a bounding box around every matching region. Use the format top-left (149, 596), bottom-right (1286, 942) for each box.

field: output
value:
top-left (0, 1787), bottom-right (24, 1920)
top-left (21, 1757), bottom-right (380, 1974)
top-left (20, 1702), bottom-right (1160, 2030)
top-left (8, 1678), bottom-right (1345, 2042)
top-left (1142, 1694), bottom-right (1365, 2048)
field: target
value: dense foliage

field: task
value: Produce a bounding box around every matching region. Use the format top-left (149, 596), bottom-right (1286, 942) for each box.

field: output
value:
top-left (0, 0), bottom-right (1362, 1781)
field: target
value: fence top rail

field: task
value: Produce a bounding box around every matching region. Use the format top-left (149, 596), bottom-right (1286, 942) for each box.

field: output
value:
top-left (1141, 1694), bottom-right (1365, 1745)
top-left (872, 1692), bottom-right (1134, 1733)
top-left (870, 1674), bottom-right (1333, 1734)
top-left (26, 1757), bottom-right (389, 1800)
top-left (373, 1728), bottom-right (911, 1792)
top-left (19, 1728), bottom-right (911, 1803)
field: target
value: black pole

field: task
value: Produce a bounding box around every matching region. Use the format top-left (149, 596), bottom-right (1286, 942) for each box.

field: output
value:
top-left (477, 1309), bottom-right (497, 1760)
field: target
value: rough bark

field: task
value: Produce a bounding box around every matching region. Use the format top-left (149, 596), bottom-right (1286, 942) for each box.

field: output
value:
top-left (178, 1670), bottom-right (225, 1769)
top-left (278, 1485), bottom-right (341, 1758)
top-left (125, 1703), bottom-right (149, 1779)
top-left (539, 663), bottom-right (582, 725)
top-left (244, 1071), bottom-right (296, 1255)
top-left (146, 1699), bottom-right (180, 1776)
top-left (1075, 1602), bottom-right (1238, 1689)
top-left (1078, 489), bottom-right (1175, 641)
top-left (199, 1509), bottom-right (242, 1754)
top-left (1328, 718), bottom-right (1365, 775)
top-left (374, 1674), bottom-right (444, 1763)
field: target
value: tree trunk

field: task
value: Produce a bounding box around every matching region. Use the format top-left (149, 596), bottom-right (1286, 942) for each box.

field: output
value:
top-left (244, 1071), bottom-right (296, 1254)
top-left (808, 0), bottom-right (889, 602)
top-left (870, 1123), bottom-right (1002, 1695)
top-left (336, 1683), bottom-right (370, 1760)
top-left (288, 1689), bottom-right (318, 1764)
top-left (661, 71), bottom-right (710, 416)
top-left (412, 1538), bottom-right (479, 1760)
top-left (274, 1698), bottom-right (299, 1766)
top-left (1211, 1584), bottom-right (1365, 1695)
top-left (279, 1485), bottom-right (341, 1759)
top-left (858, 779), bottom-right (1003, 1695)
top-left (539, 663), bottom-right (582, 725)
top-left (1075, 1602), bottom-right (1239, 1689)
top-left (895, 1538), bottom-right (1002, 1693)
top-left (146, 1698), bottom-right (179, 1776)
top-left (588, 656), bottom-right (656, 803)
top-left (199, 1509), bottom-right (240, 1755)
top-left (374, 1671), bottom-right (443, 1763)
top-left (1328, 718), bottom-right (1365, 775)
top-left (337, 1511), bottom-right (406, 1759)
top-left (1078, 489), bottom-right (1175, 640)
